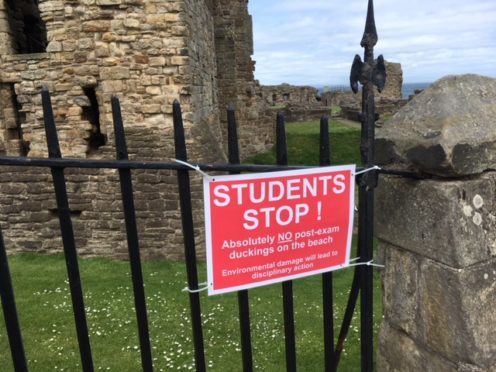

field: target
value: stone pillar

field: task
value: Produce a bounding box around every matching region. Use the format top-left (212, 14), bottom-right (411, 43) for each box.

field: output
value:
top-left (375, 75), bottom-right (496, 371)
top-left (378, 62), bottom-right (403, 101)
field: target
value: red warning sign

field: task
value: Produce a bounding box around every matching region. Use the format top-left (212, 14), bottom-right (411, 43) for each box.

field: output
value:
top-left (204, 165), bottom-right (355, 295)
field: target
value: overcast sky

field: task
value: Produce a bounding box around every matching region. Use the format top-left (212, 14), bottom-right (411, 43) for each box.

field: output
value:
top-left (248, 0), bottom-right (496, 86)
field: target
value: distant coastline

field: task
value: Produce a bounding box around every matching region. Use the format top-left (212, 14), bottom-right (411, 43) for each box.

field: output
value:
top-left (317, 82), bottom-right (432, 99)
top-left (401, 82), bottom-right (431, 98)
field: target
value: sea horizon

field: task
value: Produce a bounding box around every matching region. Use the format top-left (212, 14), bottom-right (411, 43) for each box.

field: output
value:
top-left (316, 82), bottom-right (432, 99)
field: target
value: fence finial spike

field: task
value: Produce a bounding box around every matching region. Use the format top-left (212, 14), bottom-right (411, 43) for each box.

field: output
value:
top-left (360, 0), bottom-right (378, 49)
top-left (350, 54), bottom-right (363, 93)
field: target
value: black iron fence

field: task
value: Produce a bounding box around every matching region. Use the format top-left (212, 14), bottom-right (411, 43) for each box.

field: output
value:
top-left (0, 1), bottom-right (418, 371)
top-left (0, 89), bottom-right (373, 372)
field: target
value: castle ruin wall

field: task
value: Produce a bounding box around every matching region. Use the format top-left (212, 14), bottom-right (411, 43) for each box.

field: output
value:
top-left (0, 0), bottom-right (272, 259)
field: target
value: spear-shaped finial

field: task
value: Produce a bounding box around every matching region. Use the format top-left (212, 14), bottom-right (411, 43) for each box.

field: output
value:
top-left (349, 0), bottom-right (386, 93)
top-left (360, 0), bottom-right (378, 49)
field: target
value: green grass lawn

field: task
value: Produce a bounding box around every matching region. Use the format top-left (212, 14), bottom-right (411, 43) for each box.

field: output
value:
top-left (246, 120), bottom-right (362, 166)
top-left (1, 252), bottom-right (381, 371)
top-left (1, 119), bottom-right (381, 371)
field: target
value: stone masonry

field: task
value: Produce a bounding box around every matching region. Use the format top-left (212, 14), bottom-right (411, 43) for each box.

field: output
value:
top-left (261, 84), bottom-right (321, 107)
top-left (260, 84), bottom-right (330, 122)
top-left (0, 0), bottom-right (273, 259)
top-left (375, 75), bottom-right (496, 371)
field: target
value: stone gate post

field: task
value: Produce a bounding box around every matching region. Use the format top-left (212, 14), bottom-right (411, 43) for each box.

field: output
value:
top-left (374, 75), bottom-right (496, 371)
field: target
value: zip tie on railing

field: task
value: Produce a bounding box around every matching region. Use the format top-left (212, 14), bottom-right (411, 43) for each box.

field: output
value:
top-left (347, 259), bottom-right (385, 269)
top-left (173, 159), bottom-right (211, 179)
top-left (354, 165), bottom-right (381, 176)
top-left (182, 282), bottom-right (210, 293)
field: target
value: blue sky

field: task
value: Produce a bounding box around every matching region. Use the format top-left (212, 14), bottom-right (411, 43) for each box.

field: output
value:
top-left (248, 0), bottom-right (496, 86)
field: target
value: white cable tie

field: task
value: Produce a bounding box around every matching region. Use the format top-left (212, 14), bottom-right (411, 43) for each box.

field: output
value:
top-left (173, 159), bottom-right (211, 179)
top-left (367, 261), bottom-right (385, 268)
top-left (354, 165), bottom-right (381, 176)
top-left (347, 260), bottom-right (385, 269)
top-left (182, 281), bottom-right (210, 293)
top-left (350, 257), bottom-right (361, 262)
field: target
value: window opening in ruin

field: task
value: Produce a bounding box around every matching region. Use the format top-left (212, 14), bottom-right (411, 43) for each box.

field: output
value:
top-left (283, 93), bottom-right (290, 101)
top-left (10, 86), bottom-right (29, 156)
top-left (1, 84), bottom-right (29, 156)
top-left (5, 0), bottom-right (48, 54)
top-left (82, 87), bottom-right (106, 154)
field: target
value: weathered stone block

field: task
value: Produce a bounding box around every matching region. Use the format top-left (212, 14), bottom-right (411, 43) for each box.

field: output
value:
top-left (149, 56), bottom-right (166, 66)
top-left (419, 258), bottom-right (496, 368)
top-left (38, 1), bottom-right (64, 13)
top-left (170, 56), bottom-right (188, 65)
top-left (381, 243), bottom-right (420, 337)
top-left (140, 104), bottom-right (161, 114)
top-left (378, 322), bottom-right (457, 372)
top-left (96, 0), bottom-right (122, 5)
top-left (100, 66), bottom-right (130, 80)
top-left (376, 75), bottom-right (496, 176)
top-left (46, 41), bottom-right (62, 52)
top-left (78, 38), bottom-right (93, 49)
top-left (94, 42), bottom-right (110, 57)
top-left (82, 20), bottom-right (111, 32)
top-left (123, 18), bottom-right (140, 28)
top-left (20, 70), bottom-right (47, 80)
top-left (62, 40), bottom-right (77, 51)
top-left (376, 174), bottom-right (496, 268)
top-left (145, 86), bottom-right (161, 95)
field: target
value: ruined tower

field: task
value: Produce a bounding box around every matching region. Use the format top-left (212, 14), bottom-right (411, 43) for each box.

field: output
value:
top-left (0, 0), bottom-right (272, 258)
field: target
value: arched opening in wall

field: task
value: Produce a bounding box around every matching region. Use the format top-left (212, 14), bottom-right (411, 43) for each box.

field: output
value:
top-left (283, 93), bottom-right (290, 102)
top-left (5, 0), bottom-right (47, 54)
top-left (0, 84), bottom-right (29, 156)
top-left (81, 87), bottom-right (106, 155)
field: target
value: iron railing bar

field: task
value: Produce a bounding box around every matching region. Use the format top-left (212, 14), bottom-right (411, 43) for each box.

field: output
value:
top-left (0, 227), bottom-right (28, 372)
top-left (322, 271), bottom-right (335, 372)
top-left (227, 105), bottom-right (254, 372)
top-left (0, 156), bottom-right (421, 180)
top-left (359, 187), bottom-right (374, 372)
top-left (334, 161), bottom-right (364, 369)
top-left (334, 269), bottom-right (360, 367)
top-left (348, 0), bottom-right (385, 368)
top-left (276, 112), bottom-right (297, 372)
top-left (0, 157), bottom-right (309, 172)
top-left (173, 100), bottom-right (206, 372)
top-left (357, 0), bottom-right (380, 369)
top-left (319, 115), bottom-right (336, 372)
top-left (41, 87), bottom-right (94, 372)
top-left (282, 258), bottom-right (297, 369)
top-left (359, 77), bottom-right (376, 372)
top-left (111, 96), bottom-right (154, 371)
